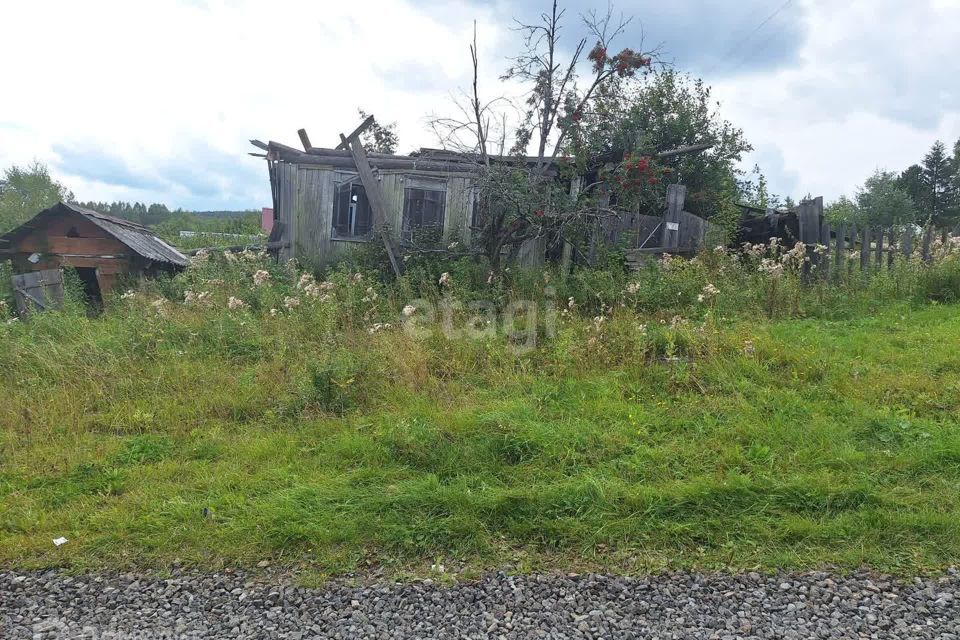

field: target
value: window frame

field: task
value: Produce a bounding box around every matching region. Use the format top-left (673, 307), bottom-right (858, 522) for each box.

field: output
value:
top-left (331, 173), bottom-right (374, 241)
top-left (401, 177), bottom-right (447, 243)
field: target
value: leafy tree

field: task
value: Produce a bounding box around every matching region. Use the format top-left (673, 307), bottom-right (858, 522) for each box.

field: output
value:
top-left (824, 195), bottom-right (860, 225)
top-left (436, 1), bottom-right (659, 269)
top-left (358, 109), bottom-right (399, 154)
top-left (921, 140), bottom-right (956, 225)
top-left (578, 69), bottom-right (752, 227)
top-left (0, 162), bottom-right (74, 234)
top-left (856, 170), bottom-right (916, 227)
top-left (897, 164), bottom-right (925, 210)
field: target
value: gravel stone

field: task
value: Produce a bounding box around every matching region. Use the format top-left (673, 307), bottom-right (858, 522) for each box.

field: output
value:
top-left (2, 568), bottom-right (960, 638)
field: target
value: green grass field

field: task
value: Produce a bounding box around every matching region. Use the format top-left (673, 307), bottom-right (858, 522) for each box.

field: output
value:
top-left (2, 274), bottom-right (960, 579)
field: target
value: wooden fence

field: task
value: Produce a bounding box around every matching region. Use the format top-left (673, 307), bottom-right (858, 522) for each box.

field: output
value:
top-left (795, 196), bottom-right (947, 280)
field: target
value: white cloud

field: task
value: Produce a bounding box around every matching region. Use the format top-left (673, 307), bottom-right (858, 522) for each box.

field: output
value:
top-left (713, 0), bottom-right (960, 201)
top-left (0, 0), bottom-right (958, 209)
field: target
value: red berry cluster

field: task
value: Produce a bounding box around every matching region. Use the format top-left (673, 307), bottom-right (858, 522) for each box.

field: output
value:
top-left (588, 42), bottom-right (651, 77)
top-left (611, 153), bottom-right (665, 192)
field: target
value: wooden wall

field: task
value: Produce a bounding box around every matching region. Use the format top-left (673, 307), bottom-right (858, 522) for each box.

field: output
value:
top-left (6, 210), bottom-right (133, 295)
top-left (276, 163), bottom-right (477, 267)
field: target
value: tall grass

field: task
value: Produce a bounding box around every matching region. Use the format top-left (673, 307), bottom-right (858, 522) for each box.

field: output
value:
top-left (1, 243), bottom-right (960, 577)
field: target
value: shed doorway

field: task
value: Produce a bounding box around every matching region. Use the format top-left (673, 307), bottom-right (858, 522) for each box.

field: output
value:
top-left (74, 267), bottom-right (103, 310)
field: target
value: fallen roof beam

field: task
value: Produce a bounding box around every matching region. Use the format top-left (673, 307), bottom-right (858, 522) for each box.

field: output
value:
top-left (340, 131), bottom-right (403, 277)
top-left (335, 115), bottom-right (375, 150)
top-left (656, 143), bottom-right (714, 158)
top-left (297, 128), bottom-right (312, 151)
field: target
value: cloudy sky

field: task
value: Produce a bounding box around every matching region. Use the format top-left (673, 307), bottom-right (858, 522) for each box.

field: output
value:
top-left (1, 0), bottom-right (958, 210)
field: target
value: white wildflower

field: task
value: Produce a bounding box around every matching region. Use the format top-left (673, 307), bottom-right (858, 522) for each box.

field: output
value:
top-left (368, 322), bottom-right (393, 334)
top-left (626, 282), bottom-right (641, 295)
top-left (402, 304), bottom-right (417, 317)
top-left (120, 290), bottom-right (136, 300)
top-left (252, 270), bottom-right (271, 287)
top-left (227, 296), bottom-right (247, 310)
top-left (438, 272), bottom-right (452, 287)
top-left (567, 297), bottom-right (576, 311)
top-left (283, 296), bottom-right (301, 310)
top-left (297, 272), bottom-right (315, 289)
top-left (183, 290), bottom-right (197, 305)
top-left (362, 286), bottom-right (378, 303)
top-left (269, 308), bottom-right (279, 317)
top-left (759, 258), bottom-right (784, 279)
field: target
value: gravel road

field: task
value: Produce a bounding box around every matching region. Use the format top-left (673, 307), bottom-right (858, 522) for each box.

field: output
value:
top-left (3, 568), bottom-right (960, 639)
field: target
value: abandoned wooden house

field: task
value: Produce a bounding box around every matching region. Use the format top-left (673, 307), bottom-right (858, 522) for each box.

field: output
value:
top-left (0, 202), bottom-right (189, 311)
top-left (251, 118), bottom-right (722, 273)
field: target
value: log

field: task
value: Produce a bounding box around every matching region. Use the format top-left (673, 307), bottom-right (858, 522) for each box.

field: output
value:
top-left (297, 128), bottom-right (312, 151)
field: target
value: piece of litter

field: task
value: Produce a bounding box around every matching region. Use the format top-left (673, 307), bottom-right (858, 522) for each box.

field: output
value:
top-left (53, 537), bottom-right (68, 547)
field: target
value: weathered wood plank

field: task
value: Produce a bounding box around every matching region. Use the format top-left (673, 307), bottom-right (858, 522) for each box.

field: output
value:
top-left (834, 223), bottom-right (845, 271)
top-left (901, 226), bottom-right (913, 260)
top-left (297, 128), bottom-right (312, 151)
top-left (660, 184), bottom-right (686, 250)
top-left (922, 225), bottom-right (933, 262)
top-left (860, 226), bottom-right (871, 271)
top-left (340, 132), bottom-right (402, 276)
top-left (12, 268), bottom-right (64, 314)
top-left (875, 227), bottom-right (884, 268)
top-left (335, 116), bottom-right (375, 151)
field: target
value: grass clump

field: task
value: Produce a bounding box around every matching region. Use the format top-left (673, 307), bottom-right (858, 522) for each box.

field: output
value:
top-left (1, 244), bottom-right (960, 577)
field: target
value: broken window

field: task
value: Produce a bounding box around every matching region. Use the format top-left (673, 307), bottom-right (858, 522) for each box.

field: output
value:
top-left (332, 176), bottom-right (373, 239)
top-left (402, 181), bottom-right (446, 242)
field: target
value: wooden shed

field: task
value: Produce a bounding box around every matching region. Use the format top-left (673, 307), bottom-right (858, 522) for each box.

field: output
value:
top-left (0, 202), bottom-right (189, 309)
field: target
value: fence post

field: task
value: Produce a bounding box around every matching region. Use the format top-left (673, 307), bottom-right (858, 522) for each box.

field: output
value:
top-left (847, 226), bottom-right (857, 277)
top-left (820, 219), bottom-right (831, 279)
top-left (661, 184), bottom-right (686, 252)
top-left (833, 223), bottom-right (844, 280)
top-left (874, 227), bottom-right (884, 269)
top-left (797, 198), bottom-right (821, 281)
top-left (887, 227), bottom-right (895, 270)
top-left (860, 226), bottom-right (871, 272)
top-left (901, 226), bottom-right (913, 261)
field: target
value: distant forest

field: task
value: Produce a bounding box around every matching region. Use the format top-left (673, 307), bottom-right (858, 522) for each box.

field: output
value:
top-left (75, 201), bottom-right (263, 245)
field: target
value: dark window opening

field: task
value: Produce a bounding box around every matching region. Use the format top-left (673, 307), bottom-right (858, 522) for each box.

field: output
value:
top-left (402, 187), bottom-right (446, 242)
top-left (332, 180), bottom-right (373, 239)
top-left (74, 267), bottom-right (103, 311)
top-left (470, 190), bottom-right (486, 230)
top-left (66, 226), bottom-right (80, 237)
